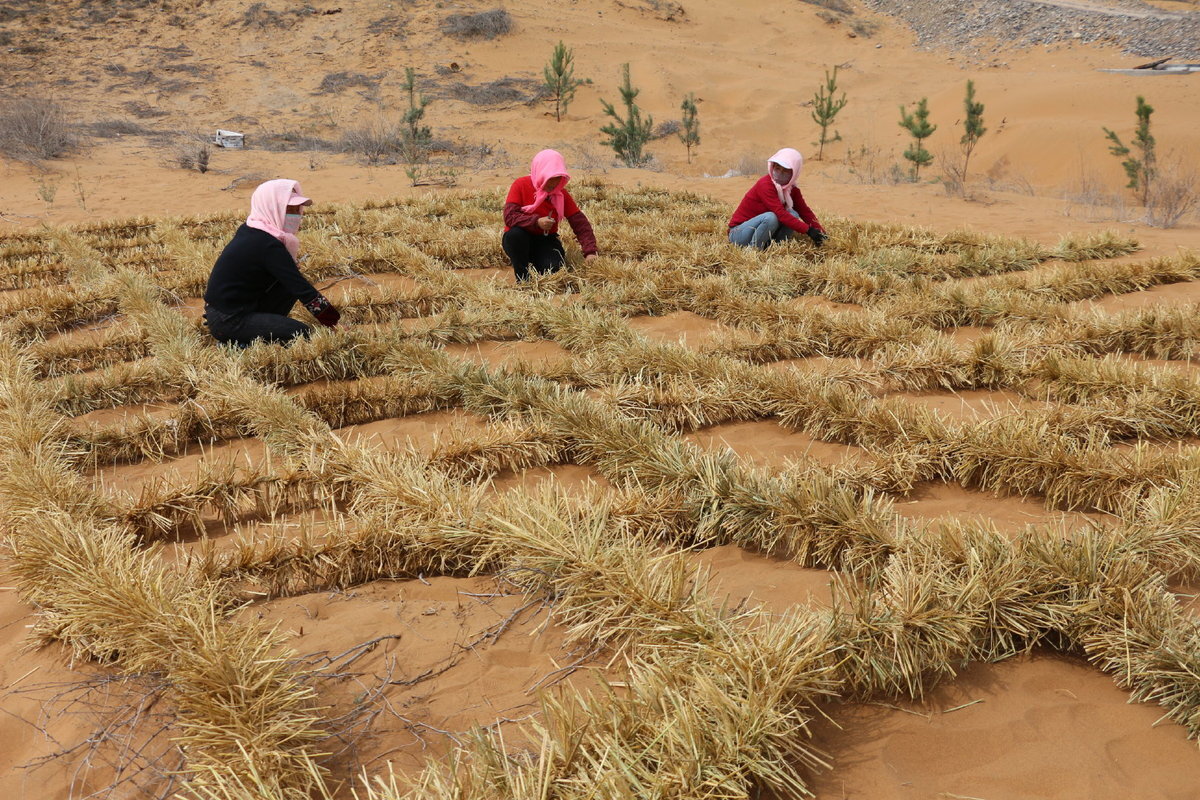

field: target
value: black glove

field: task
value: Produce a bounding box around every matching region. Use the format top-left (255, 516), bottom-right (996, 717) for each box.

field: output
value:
top-left (303, 294), bottom-right (341, 328)
top-left (807, 228), bottom-right (828, 247)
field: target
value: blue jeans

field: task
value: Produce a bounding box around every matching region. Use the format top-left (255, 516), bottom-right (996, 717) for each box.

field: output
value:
top-left (728, 210), bottom-right (801, 249)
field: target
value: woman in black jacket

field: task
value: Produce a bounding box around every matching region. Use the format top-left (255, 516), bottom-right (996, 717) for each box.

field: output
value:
top-left (203, 179), bottom-right (340, 347)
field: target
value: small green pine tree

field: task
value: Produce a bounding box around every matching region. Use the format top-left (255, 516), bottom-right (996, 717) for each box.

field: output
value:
top-left (599, 63), bottom-right (654, 167)
top-left (400, 66), bottom-right (432, 166)
top-left (543, 41), bottom-right (584, 122)
top-left (1103, 95), bottom-right (1157, 206)
top-left (960, 79), bottom-right (986, 184)
top-left (899, 97), bottom-right (936, 180)
top-left (811, 65), bottom-right (847, 161)
top-left (679, 93), bottom-right (700, 164)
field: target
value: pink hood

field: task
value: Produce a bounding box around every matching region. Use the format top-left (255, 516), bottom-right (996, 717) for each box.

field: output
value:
top-left (767, 148), bottom-right (804, 211)
top-left (245, 179), bottom-right (308, 260)
top-left (521, 149), bottom-right (570, 220)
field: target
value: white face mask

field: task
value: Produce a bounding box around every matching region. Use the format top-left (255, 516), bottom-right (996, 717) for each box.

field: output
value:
top-left (283, 213), bottom-right (303, 234)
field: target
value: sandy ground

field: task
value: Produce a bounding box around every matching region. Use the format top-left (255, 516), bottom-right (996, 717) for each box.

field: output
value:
top-left (3, 0), bottom-right (1200, 797)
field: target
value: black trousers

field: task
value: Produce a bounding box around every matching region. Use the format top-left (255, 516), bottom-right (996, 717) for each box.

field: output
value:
top-left (204, 281), bottom-right (310, 348)
top-left (502, 227), bottom-right (566, 281)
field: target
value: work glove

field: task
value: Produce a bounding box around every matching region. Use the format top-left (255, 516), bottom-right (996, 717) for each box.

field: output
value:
top-left (304, 294), bottom-right (341, 328)
top-left (807, 228), bottom-right (828, 247)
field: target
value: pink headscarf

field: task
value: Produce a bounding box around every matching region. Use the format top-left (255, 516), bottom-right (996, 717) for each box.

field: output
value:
top-left (245, 179), bottom-right (309, 261)
top-left (767, 148), bottom-right (804, 212)
top-left (522, 149), bottom-right (570, 220)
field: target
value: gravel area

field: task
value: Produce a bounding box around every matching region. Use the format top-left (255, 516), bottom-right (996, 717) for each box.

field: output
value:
top-left (858, 0), bottom-right (1200, 60)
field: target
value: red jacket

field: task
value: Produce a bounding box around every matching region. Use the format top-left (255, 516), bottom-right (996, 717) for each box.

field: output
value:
top-left (504, 176), bottom-right (598, 255)
top-left (728, 175), bottom-right (822, 234)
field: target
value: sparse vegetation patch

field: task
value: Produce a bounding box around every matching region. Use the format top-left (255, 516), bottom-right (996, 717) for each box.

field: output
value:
top-left (448, 77), bottom-right (544, 106)
top-left (440, 8), bottom-right (513, 39)
top-left (0, 97), bottom-right (77, 161)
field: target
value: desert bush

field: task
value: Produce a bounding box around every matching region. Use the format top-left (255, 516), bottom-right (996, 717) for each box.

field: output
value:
top-left (440, 8), bottom-right (513, 39)
top-left (315, 71), bottom-right (381, 96)
top-left (241, 2), bottom-right (314, 28)
top-left (846, 144), bottom-right (908, 185)
top-left (726, 153), bottom-right (762, 177)
top-left (123, 100), bottom-right (169, 119)
top-left (1061, 170), bottom-right (1130, 222)
top-left (800, 0), bottom-right (854, 12)
top-left (637, 0), bottom-right (686, 20)
top-left (1145, 159), bottom-right (1200, 228)
top-left (939, 147), bottom-right (966, 197)
top-left (339, 122), bottom-right (403, 165)
top-left (651, 119), bottom-right (681, 139)
top-left (449, 77), bottom-right (543, 106)
top-left (850, 16), bottom-right (880, 36)
top-left (256, 130), bottom-right (337, 152)
top-left (0, 97), bottom-right (77, 160)
top-left (367, 14), bottom-right (406, 36)
top-left (83, 118), bottom-right (152, 138)
top-left (172, 140), bottom-right (211, 173)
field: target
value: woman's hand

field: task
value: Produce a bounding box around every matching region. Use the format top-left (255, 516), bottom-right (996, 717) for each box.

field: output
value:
top-left (537, 216), bottom-right (555, 232)
top-left (584, 254), bottom-right (598, 262)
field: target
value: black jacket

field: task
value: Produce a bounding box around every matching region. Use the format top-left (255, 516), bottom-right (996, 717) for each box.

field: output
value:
top-left (204, 224), bottom-right (320, 315)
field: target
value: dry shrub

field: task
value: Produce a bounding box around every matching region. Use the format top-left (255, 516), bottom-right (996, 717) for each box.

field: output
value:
top-left (448, 76), bottom-right (543, 106)
top-left (939, 147), bottom-right (967, 198)
top-left (0, 97), bottom-right (77, 160)
top-left (985, 154), bottom-right (1036, 196)
top-left (440, 8), bottom-right (513, 39)
top-left (652, 119), bottom-right (682, 139)
top-left (726, 153), bottom-right (762, 177)
top-left (366, 14), bottom-right (406, 36)
top-left (171, 140), bottom-right (211, 173)
top-left (315, 71), bottom-right (381, 96)
top-left (240, 2), bottom-right (314, 28)
top-left (84, 118), bottom-right (152, 139)
top-left (845, 144), bottom-right (907, 185)
top-left (800, 0), bottom-right (854, 11)
top-left (1145, 159), bottom-right (1200, 229)
top-left (1061, 170), bottom-right (1130, 222)
top-left (339, 122), bottom-right (404, 165)
top-left (618, 0), bottom-right (687, 20)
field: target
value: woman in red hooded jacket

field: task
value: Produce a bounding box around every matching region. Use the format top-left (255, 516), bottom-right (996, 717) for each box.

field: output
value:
top-left (727, 148), bottom-right (827, 250)
top-left (502, 149), bottom-right (598, 281)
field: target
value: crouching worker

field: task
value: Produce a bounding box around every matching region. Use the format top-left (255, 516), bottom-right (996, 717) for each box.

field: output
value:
top-left (728, 148), bottom-right (827, 250)
top-left (502, 149), bottom-right (598, 281)
top-left (204, 179), bottom-right (341, 348)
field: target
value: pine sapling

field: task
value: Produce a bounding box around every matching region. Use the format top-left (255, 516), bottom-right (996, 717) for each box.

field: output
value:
top-left (899, 97), bottom-right (936, 180)
top-left (679, 93), bottom-right (700, 164)
top-left (599, 63), bottom-right (654, 167)
top-left (400, 66), bottom-right (432, 166)
top-left (811, 65), bottom-right (847, 161)
top-left (960, 79), bottom-right (986, 185)
top-left (543, 41), bottom-right (584, 122)
top-left (1103, 95), bottom-right (1157, 206)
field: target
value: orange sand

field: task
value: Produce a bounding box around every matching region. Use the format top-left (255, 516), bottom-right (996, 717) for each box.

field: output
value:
top-left (4, 0), bottom-right (1200, 794)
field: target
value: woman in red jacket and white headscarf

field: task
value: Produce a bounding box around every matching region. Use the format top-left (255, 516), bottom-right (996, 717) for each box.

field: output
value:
top-left (502, 149), bottom-right (598, 281)
top-left (727, 148), bottom-right (827, 250)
